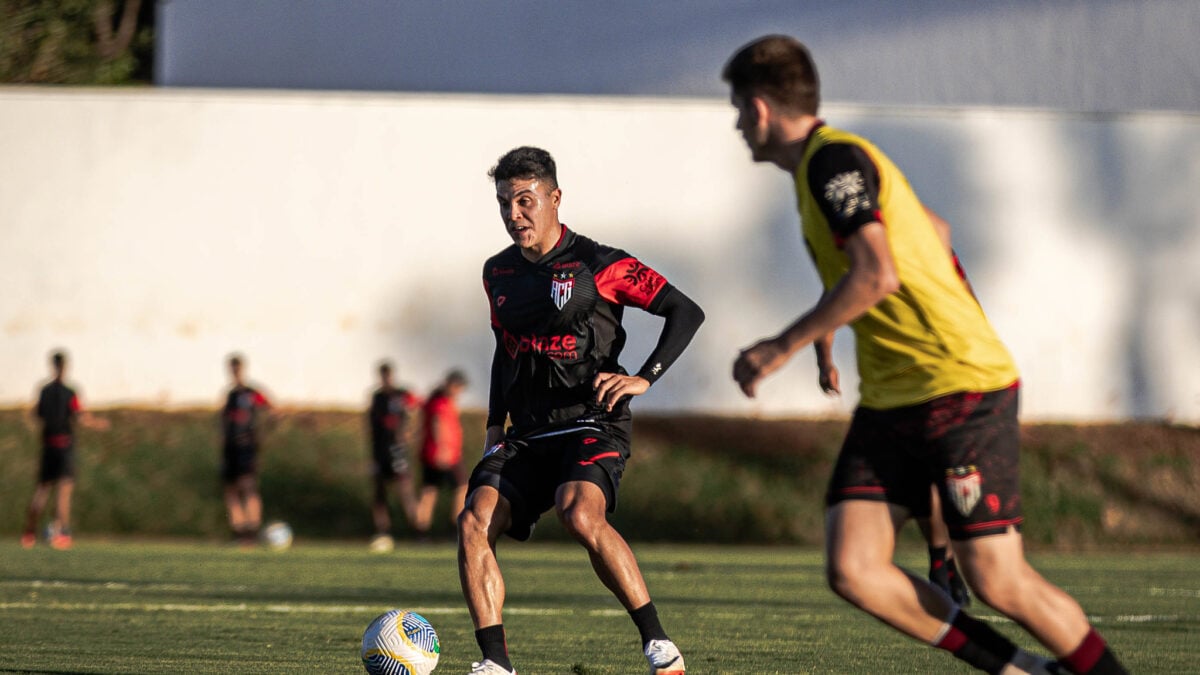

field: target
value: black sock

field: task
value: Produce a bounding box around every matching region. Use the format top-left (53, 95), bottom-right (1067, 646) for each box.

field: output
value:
top-left (629, 602), bottom-right (669, 646)
top-left (928, 546), bottom-right (950, 586)
top-left (934, 610), bottom-right (1019, 675)
top-left (1057, 628), bottom-right (1128, 674)
top-left (474, 624), bottom-right (512, 670)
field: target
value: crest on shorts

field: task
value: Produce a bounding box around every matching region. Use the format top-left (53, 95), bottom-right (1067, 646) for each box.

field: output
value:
top-left (945, 465), bottom-right (982, 517)
top-left (550, 272), bottom-right (574, 310)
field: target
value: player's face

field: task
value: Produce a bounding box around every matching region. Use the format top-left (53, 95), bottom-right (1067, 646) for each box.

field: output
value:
top-left (496, 177), bottom-right (562, 259)
top-left (731, 92), bottom-right (770, 161)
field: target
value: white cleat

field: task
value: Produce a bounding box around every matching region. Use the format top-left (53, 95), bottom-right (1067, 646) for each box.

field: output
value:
top-left (469, 659), bottom-right (516, 674)
top-left (645, 639), bottom-right (686, 674)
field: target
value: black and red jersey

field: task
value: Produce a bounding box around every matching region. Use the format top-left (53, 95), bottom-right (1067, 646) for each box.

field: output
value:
top-left (483, 226), bottom-right (703, 432)
top-left (222, 385), bottom-right (270, 448)
top-left (368, 386), bottom-right (420, 449)
top-left (36, 380), bottom-right (80, 449)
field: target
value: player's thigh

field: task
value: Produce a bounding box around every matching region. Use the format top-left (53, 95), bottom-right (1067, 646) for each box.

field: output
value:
top-left (825, 499), bottom-right (908, 579)
top-left (951, 527), bottom-right (1035, 604)
top-left (461, 484), bottom-right (513, 544)
top-left (553, 479), bottom-right (609, 533)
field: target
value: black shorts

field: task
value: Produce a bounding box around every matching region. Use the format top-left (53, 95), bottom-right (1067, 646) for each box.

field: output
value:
top-left (373, 443), bottom-right (412, 480)
top-left (221, 444), bottom-right (258, 484)
top-left (826, 382), bottom-right (1022, 540)
top-left (468, 420), bottom-right (631, 541)
top-left (421, 463), bottom-right (466, 489)
top-left (38, 446), bottom-right (75, 483)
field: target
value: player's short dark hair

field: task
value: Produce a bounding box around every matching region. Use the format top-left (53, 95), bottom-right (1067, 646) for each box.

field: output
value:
top-left (488, 146), bottom-right (558, 189)
top-left (378, 360), bottom-right (393, 376)
top-left (228, 353), bottom-right (243, 368)
top-left (50, 350), bottom-right (66, 369)
top-left (445, 369), bottom-right (468, 387)
top-left (722, 35), bottom-right (820, 115)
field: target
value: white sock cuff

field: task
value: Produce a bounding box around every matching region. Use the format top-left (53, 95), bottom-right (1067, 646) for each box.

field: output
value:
top-left (929, 606), bottom-right (961, 646)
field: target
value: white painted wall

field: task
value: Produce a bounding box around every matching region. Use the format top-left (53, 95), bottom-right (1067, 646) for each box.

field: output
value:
top-left (2, 88), bottom-right (1197, 422)
top-left (158, 0), bottom-right (1200, 114)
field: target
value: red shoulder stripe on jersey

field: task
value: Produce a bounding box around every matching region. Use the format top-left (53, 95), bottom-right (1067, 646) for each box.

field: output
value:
top-left (69, 395), bottom-right (81, 413)
top-left (593, 257), bottom-right (666, 309)
top-left (254, 391), bottom-right (270, 408)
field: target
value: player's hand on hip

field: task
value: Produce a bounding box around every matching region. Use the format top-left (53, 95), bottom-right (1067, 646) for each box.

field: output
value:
top-left (733, 338), bottom-right (789, 398)
top-left (592, 372), bottom-right (649, 411)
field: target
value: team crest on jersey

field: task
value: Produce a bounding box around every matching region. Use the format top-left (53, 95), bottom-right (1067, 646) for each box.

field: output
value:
top-left (945, 465), bottom-right (982, 516)
top-left (550, 272), bottom-right (574, 310)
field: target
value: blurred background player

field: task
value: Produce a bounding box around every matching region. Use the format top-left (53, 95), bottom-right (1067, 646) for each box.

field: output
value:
top-left (220, 353), bottom-right (271, 545)
top-left (21, 349), bottom-right (109, 549)
top-left (414, 368), bottom-right (468, 539)
top-left (367, 359), bottom-right (421, 551)
top-left (460, 146), bottom-right (704, 675)
top-left (725, 35), bottom-right (1125, 674)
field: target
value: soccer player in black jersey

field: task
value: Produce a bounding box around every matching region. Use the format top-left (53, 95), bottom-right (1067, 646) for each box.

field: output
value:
top-left (724, 35), bottom-right (1126, 675)
top-left (459, 147), bottom-right (704, 675)
top-left (21, 350), bottom-right (108, 549)
top-left (366, 360), bottom-right (421, 551)
top-left (220, 354), bottom-right (271, 545)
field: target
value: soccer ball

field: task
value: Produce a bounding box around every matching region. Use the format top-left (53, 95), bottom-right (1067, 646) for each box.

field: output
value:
top-left (369, 533), bottom-right (395, 553)
top-left (361, 609), bottom-right (440, 675)
top-left (260, 521), bottom-right (293, 551)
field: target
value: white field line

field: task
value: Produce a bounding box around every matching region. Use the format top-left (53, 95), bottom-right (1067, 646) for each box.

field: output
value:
top-left (0, 599), bottom-right (1187, 626)
top-left (2, 580), bottom-right (1194, 624)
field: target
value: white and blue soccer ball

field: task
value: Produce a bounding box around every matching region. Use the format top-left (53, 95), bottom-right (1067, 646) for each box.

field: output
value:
top-left (260, 521), bottom-right (293, 551)
top-left (361, 609), bottom-right (440, 675)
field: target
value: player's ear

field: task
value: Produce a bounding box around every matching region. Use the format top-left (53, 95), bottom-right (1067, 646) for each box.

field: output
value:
top-left (751, 95), bottom-right (771, 125)
top-left (550, 187), bottom-right (562, 208)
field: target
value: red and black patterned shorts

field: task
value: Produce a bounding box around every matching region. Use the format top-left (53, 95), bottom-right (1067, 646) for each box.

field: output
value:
top-left (826, 381), bottom-right (1022, 539)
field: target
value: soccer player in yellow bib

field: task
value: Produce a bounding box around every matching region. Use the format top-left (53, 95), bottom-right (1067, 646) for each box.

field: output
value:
top-left (724, 36), bottom-right (1126, 675)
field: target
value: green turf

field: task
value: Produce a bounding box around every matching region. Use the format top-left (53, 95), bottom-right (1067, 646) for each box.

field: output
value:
top-left (0, 541), bottom-right (1195, 674)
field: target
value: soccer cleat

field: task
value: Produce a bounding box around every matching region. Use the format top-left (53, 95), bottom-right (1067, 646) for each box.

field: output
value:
top-left (20, 531), bottom-right (36, 548)
top-left (49, 533), bottom-right (73, 550)
top-left (469, 660), bottom-right (515, 674)
top-left (645, 639), bottom-right (686, 674)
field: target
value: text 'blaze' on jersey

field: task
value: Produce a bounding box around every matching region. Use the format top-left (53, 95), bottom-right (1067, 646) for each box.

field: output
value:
top-left (483, 226), bottom-right (670, 431)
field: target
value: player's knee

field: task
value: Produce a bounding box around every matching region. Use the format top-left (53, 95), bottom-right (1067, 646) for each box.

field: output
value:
top-left (457, 504), bottom-right (489, 543)
top-left (556, 504), bottom-right (601, 547)
top-left (824, 553), bottom-right (875, 602)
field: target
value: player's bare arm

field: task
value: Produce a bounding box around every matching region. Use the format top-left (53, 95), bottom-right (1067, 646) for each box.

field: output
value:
top-left (733, 222), bottom-right (898, 398)
top-left (814, 331), bottom-right (840, 395)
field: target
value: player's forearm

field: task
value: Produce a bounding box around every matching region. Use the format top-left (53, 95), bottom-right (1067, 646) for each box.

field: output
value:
top-left (777, 267), bottom-right (895, 356)
top-left (485, 338), bottom-right (507, 428)
top-left (636, 286), bottom-right (705, 384)
top-left (814, 331), bottom-right (835, 368)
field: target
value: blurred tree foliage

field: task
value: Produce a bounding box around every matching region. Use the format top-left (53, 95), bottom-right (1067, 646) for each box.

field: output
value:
top-left (0, 0), bottom-right (153, 84)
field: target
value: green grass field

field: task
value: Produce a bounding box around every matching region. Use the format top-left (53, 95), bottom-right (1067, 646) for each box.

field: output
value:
top-left (0, 541), bottom-right (1195, 674)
